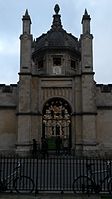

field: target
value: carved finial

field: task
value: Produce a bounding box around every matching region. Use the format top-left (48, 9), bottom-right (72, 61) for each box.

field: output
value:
top-left (82, 8), bottom-right (91, 24)
top-left (84, 9), bottom-right (88, 15)
top-left (51, 4), bottom-right (62, 31)
top-left (22, 9), bottom-right (31, 25)
top-left (25, 9), bottom-right (29, 16)
top-left (54, 4), bottom-right (60, 14)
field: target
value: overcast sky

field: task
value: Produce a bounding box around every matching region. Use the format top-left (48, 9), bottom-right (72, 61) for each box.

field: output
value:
top-left (0, 0), bottom-right (112, 84)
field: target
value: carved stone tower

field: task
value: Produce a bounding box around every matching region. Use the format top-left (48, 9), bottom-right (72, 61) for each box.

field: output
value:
top-left (80, 10), bottom-right (97, 154)
top-left (0, 4), bottom-right (112, 156)
top-left (17, 10), bottom-right (33, 152)
top-left (16, 5), bottom-right (97, 155)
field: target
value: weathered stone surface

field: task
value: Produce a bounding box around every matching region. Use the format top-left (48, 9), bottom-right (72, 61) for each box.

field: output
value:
top-left (0, 6), bottom-right (112, 156)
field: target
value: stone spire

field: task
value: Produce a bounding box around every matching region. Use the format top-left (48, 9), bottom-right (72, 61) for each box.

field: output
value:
top-left (22, 9), bottom-right (32, 34)
top-left (22, 9), bottom-right (31, 24)
top-left (81, 9), bottom-right (91, 34)
top-left (25, 9), bottom-right (28, 16)
top-left (82, 9), bottom-right (91, 23)
top-left (51, 4), bottom-right (63, 31)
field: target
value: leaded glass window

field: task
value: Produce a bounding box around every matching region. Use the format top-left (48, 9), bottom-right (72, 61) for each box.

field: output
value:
top-left (42, 98), bottom-right (71, 139)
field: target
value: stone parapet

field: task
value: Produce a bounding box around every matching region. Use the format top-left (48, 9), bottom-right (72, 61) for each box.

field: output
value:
top-left (96, 84), bottom-right (112, 107)
top-left (96, 84), bottom-right (112, 93)
top-left (0, 84), bottom-right (17, 93)
top-left (0, 84), bottom-right (17, 107)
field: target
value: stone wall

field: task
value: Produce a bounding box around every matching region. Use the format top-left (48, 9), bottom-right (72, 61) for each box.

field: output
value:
top-left (96, 84), bottom-right (112, 156)
top-left (96, 84), bottom-right (112, 107)
top-left (0, 84), bottom-right (17, 106)
top-left (0, 109), bottom-right (17, 152)
top-left (0, 84), bottom-right (17, 153)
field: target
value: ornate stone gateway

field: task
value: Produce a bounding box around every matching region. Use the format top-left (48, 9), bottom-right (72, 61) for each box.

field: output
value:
top-left (42, 98), bottom-right (72, 150)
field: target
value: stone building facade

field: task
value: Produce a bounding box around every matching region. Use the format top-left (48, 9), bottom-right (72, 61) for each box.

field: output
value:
top-left (0, 5), bottom-right (112, 156)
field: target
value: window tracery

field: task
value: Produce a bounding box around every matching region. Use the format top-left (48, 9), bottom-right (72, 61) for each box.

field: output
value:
top-left (43, 98), bottom-right (71, 138)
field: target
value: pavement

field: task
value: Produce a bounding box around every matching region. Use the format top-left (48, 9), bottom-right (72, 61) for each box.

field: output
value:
top-left (0, 193), bottom-right (102, 199)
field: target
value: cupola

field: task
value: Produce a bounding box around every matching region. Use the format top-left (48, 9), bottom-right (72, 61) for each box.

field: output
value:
top-left (32, 4), bottom-right (81, 76)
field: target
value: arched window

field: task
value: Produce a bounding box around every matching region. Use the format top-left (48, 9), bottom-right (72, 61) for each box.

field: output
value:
top-left (42, 98), bottom-right (71, 148)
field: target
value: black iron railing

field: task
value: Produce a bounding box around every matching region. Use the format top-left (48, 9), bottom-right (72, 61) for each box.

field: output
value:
top-left (0, 154), bottom-right (112, 194)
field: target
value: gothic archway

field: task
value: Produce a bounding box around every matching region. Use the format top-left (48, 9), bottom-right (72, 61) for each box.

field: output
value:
top-left (42, 98), bottom-right (72, 150)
